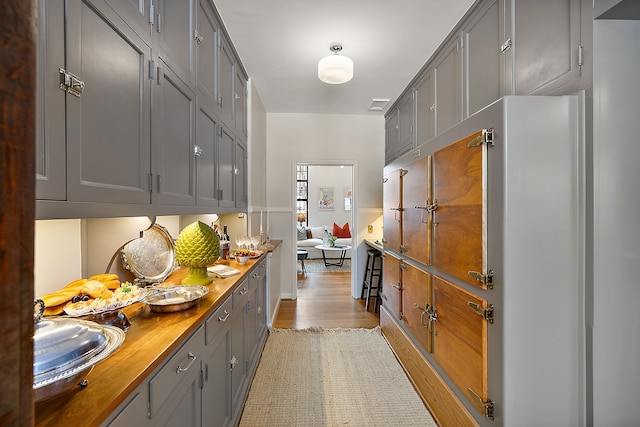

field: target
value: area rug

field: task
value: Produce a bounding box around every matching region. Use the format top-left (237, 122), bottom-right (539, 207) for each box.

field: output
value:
top-left (238, 327), bottom-right (437, 427)
top-left (302, 259), bottom-right (351, 273)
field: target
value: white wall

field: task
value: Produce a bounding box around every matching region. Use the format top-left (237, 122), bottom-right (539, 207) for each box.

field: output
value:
top-left (266, 113), bottom-right (384, 299)
top-left (307, 165), bottom-right (352, 228)
top-left (592, 19), bottom-right (640, 425)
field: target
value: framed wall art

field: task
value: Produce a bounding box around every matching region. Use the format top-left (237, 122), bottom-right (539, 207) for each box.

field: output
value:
top-left (344, 187), bottom-right (352, 211)
top-left (318, 187), bottom-right (334, 210)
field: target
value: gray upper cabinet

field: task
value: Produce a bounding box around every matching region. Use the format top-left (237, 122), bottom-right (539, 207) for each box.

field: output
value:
top-left (196, 102), bottom-right (220, 207)
top-left (103, 0), bottom-right (153, 44)
top-left (415, 69), bottom-right (435, 146)
top-left (433, 35), bottom-right (463, 135)
top-left (216, 35), bottom-right (235, 128)
top-left (463, 0), bottom-right (504, 117)
top-left (152, 60), bottom-right (197, 207)
top-left (385, 109), bottom-right (400, 163)
top-left (156, 0), bottom-right (196, 84)
top-left (65, 0), bottom-right (152, 205)
top-left (35, 0), bottom-right (66, 201)
top-left (234, 68), bottom-right (248, 142)
top-left (196, 0), bottom-right (219, 108)
top-left (217, 125), bottom-right (236, 209)
top-left (510, 0), bottom-right (583, 95)
top-left (398, 91), bottom-right (415, 154)
top-left (235, 141), bottom-right (247, 209)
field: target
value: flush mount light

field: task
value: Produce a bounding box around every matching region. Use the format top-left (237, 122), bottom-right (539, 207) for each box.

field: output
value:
top-left (318, 43), bottom-right (353, 84)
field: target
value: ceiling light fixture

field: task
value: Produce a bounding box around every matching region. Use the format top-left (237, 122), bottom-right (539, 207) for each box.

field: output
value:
top-left (318, 43), bottom-right (353, 84)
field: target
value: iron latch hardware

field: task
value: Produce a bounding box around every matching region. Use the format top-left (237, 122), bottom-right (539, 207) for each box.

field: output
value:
top-left (59, 68), bottom-right (85, 97)
top-left (414, 302), bottom-right (437, 329)
top-left (399, 245), bottom-right (408, 253)
top-left (468, 388), bottom-right (494, 419)
top-left (467, 128), bottom-right (494, 147)
top-left (467, 302), bottom-right (494, 324)
top-left (468, 270), bottom-right (494, 289)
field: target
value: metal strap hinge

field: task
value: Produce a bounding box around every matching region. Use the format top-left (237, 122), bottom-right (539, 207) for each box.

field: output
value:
top-left (468, 269), bottom-right (494, 289)
top-left (467, 128), bottom-right (494, 148)
top-left (578, 45), bottom-right (583, 66)
top-left (467, 302), bottom-right (494, 324)
top-left (468, 388), bottom-right (494, 420)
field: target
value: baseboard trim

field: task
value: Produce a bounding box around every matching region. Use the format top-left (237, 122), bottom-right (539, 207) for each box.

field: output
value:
top-left (380, 306), bottom-right (479, 427)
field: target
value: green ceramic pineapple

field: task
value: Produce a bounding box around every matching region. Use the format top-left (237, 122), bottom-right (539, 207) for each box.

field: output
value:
top-left (175, 221), bottom-right (220, 285)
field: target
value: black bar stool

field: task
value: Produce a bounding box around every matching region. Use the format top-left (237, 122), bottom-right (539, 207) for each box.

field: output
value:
top-left (361, 249), bottom-right (383, 312)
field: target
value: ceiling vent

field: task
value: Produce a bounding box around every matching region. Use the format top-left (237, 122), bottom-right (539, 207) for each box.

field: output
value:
top-left (368, 98), bottom-right (390, 111)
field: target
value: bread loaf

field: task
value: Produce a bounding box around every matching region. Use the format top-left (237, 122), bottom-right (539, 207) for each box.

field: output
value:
top-left (79, 280), bottom-right (108, 299)
top-left (41, 288), bottom-right (80, 307)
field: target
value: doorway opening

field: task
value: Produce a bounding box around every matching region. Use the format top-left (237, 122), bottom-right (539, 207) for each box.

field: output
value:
top-left (293, 162), bottom-right (356, 300)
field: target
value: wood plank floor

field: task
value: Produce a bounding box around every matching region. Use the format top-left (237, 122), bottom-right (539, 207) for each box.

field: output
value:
top-left (273, 271), bottom-right (380, 329)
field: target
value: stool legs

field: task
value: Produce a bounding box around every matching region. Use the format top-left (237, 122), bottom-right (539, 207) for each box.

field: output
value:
top-left (363, 250), bottom-right (382, 312)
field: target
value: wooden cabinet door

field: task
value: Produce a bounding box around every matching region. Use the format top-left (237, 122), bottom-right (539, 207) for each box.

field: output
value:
top-left (433, 276), bottom-right (488, 415)
top-left (66, 0), bottom-right (151, 205)
top-left (152, 60), bottom-right (196, 206)
top-left (433, 35), bottom-right (463, 135)
top-left (402, 264), bottom-right (432, 353)
top-left (432, 130), bottom-right (487, 289)
top-left (383, 168), bottom-right (404, 253)
top-left (402, 155), bottom-right (431, 265)
top-left (381, 252), bottom-right (403, 319)
top-left (463, 0), bottom-right (503, 117)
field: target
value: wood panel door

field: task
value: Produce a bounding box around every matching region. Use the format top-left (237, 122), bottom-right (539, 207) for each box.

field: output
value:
top-left (432, 130), bottom-right (488, 289)
top-left (402, 155), bottom-right (432, 265)
top-left (433, 275), bottom-right (489, 415)
top-left (382, 168), bottom-right (405, 253)
top-left (381, 252), bottom-right (402, 319)
top-left (402, 263), bottom-right (432, 353)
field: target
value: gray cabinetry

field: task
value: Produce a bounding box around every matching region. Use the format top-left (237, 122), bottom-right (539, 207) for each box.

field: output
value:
top-left (65, 0), bottom-right (152, 205)
top-left (433, 35), bottom-right (463, 135)
top-left (156, 0), bottom-right (196, 84)
top-left (462, 0), bottom-right (503, 117)
top-left (217, 125), bottom-right (237, 209)
top-left (103, 0), bottom-right (153, 44)
top-left (203, 296), bottom-right (233, 427)
top-left (235, 141), bottom-right (248, 209)
top-left (196, 102), bottom-right (222, 207)
top-left (152, 60), bottom-right (197, 207)
top-left (216, 35), bottom-right (236, 128)
top-left (234, 69), bottom-right (248, 142)
top-left (510, 0), bottom-right (583, 95)
top-left (385, 91), bottom-right (414, 163)
top-left (231, 279), bottom-right (250, 421)
top-left (104, 382), bottom-right (149, 427)
top-left (415, 69), bottom-right (435, 147)
top-left (35, 0), bottom-right (65, 201)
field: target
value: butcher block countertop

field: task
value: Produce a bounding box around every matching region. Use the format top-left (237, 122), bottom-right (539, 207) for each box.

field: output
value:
top-left (35, 241), bottom-right (280, 427)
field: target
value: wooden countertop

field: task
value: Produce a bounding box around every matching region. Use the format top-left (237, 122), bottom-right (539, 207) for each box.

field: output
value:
top-left (364, 238), bottom-right (384, 252)
top-left (35, 241), bottom-right (281, 427)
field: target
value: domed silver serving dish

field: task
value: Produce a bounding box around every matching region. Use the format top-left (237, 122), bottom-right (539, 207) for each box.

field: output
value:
top-left (33, 300), bottom-right (125, 403)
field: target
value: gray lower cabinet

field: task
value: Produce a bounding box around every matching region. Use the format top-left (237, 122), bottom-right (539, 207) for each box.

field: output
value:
top-left (230, 279), bottom-right (250, 421)
top-left (203, 296), bottom-right (233, 427)
top-left (104, 382), bottom-right (149, 427)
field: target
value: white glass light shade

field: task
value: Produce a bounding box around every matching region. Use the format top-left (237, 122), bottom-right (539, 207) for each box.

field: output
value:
top-left (318, 54), bottom-right (354, 84)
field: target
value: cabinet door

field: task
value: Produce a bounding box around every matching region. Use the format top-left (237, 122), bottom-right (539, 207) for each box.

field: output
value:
top-left (103, 0), bottom-right (153, 44)
top-left (415, 69), bottom-right (435, 146)
top-left (35, 0), bottom-right (66, 201)
top-left (217, 34), bottom-right (235, 127)
top-left (66, 0), bottom-right (151, 204)
top-left (231, 280), bottom-right (249, 420)
top-left (217, 125), bottom-right (236, 208)
top-left (463, 0), bottom-right (503, 117)
top-left (397, 90), bottom-right (415, 155)
top-left (196, 0), bottom-right (220, 105)
top-left (513, 0), bottom-right (582, 95)
top-left (402, 155), bottom-right (431, 266)
top-left (384, 109), bottom-right (400, 163)
top-left (234, 141), bottom-right (247, 209)
top-left (432, 130), bottom-right (487, 289)
top-left (104, 384), bottom-right (149, 427)
top-left (433, 36), bottom-right (463, 135)
top-left (234, 68), bottom-right (248, 141)
top-left (152, 60), bottom-right (196, 206)
top-left (381, 252), bottom-right (403, 319)
top-left (203, 301), bottom-right (233, 427)
top-left (402, 264), bottom-right (432, 353)
top-left (245, 280), bottom-right (258, 368)
top-left (433, 275), bottom-right (489, 415)
top-left (382, 168), bottom-right (404, 253)
top-left (156, 0), bottom-right (196, 83)
top-left (256, 261), bottom-right (268, 340)
top-left (196, 102), bottom-right (220, 207)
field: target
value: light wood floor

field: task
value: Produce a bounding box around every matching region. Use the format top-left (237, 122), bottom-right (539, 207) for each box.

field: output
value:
top-left (273, 270), bottom-right (380, 329)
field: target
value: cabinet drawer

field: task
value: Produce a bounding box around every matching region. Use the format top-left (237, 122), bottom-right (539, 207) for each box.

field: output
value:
top-left (205, 295), bottom-right (232, 345)
top-left (149, 325), bottom-right (205, 417)
top-left (233, 278), bottom-right (250, 309)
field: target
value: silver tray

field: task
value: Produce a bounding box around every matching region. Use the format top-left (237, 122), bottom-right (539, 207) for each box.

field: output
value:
top-left (141, 285), bottom-right (209, 313)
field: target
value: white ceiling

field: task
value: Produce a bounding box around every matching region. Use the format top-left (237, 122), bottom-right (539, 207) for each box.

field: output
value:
top-left (213, 0), bottom-right (476, 116)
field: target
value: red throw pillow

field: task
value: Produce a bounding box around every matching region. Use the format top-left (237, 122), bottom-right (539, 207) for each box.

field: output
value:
top-left (332, 222), bottom-right (351, 238)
